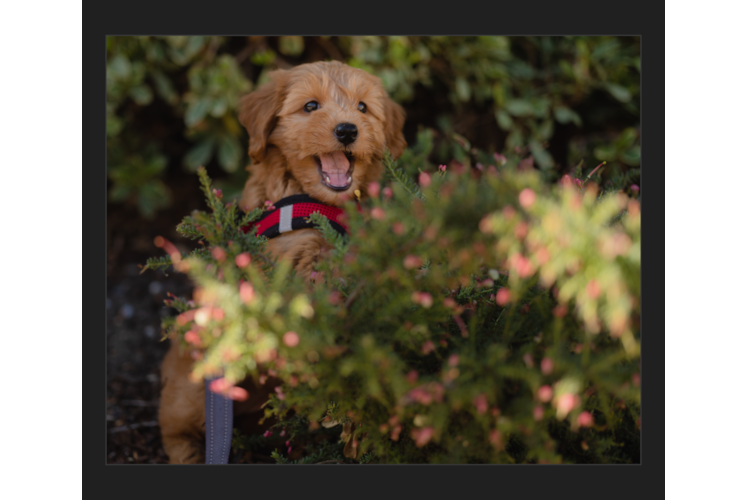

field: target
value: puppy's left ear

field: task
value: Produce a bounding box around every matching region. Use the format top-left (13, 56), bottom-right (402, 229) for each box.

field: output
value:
top-left (383, 98), bottom-right (407, 159)
top-left (238, 69), bottom-right (288, 163)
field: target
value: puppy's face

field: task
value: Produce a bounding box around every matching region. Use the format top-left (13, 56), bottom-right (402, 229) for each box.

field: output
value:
top-left (238, 61), bottom-right (406, 206)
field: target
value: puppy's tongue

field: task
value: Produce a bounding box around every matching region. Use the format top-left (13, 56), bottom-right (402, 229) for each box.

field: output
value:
top-left (319, 151), bottom-right (350, 187)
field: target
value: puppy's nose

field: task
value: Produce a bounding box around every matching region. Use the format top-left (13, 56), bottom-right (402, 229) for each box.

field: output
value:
top-left (334, 123), bottom-right (358, 145)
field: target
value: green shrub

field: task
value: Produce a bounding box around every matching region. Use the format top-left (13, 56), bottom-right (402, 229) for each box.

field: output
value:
top-left (144, 137), bottom-right (641, 464)
top-left (107, 36), bottom-right (639, 219)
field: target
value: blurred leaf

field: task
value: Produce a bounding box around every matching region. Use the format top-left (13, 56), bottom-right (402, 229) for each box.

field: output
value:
top-left (152, 69), bottom-right (178, 105)
top-left (605, 83), bottom-right (632, 103)
top-left (505, 99), bottom-right (534, 117)
top-left (278, 36), bottom-right (305, 56)
top-left (621, 146), bottom-right (641, 166)
top-left (593, 144), bottom-right (617, 162)
top-left (217, 134), bottom-right (243, 173)
top-left (185, 97), bottom-right (213, 127)
top-left (251, 49), bottom-right (276, 66)
top-left (506, 128), bottom-right (524, 149)
top-left (107, 114), bottom-right (123, 137)
top-left (615, 127), bottom-right (638, 148)
top-left (210, 98), bottom-right (228, 118)
top-left (492, 84), bottom-right (506, 106)
top-left (136, 181), bottom-right (171, 219)
top-left (537, 119), bottom-right (554, 141)
top-left (530, 97), bottom-right (550, 118)
top-left (495, 109), bottom-right (513, 131)
top-left (455, 77), bottom-right (471, 102)
top-left (591, 38), bottom-right (620, 62)
top-left (129, 85), bottom-right (153, 105)
top-left (108, 54), bottom-right (131, 80)
top-left (553, 106), bottom-right (582, 126)
top-left (109, 183), bottom-right (131, 202)
top-left (528, 140), bottom-right (554, 170)
top-left (184, 137), bottom-right (216, 171)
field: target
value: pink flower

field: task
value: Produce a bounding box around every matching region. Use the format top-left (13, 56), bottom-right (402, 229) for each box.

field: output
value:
top-left (383, 187), bottom-right (393, 199)
top-left (523, 353), bottom-right (535, 367)
top-left (495, 288), bottom-right (511, 306)
top-left (367, 182), bottom-right (381, 198)
top-left (553, 305), bottom-right (567, 318)
top-left (519, 188), bottom-right (535, 208)
top-left (283, 331), bottom-right (300, 347)
top-left (538, 385), bottom-right (553, 403)
top-left (328, 291), bottom-right (342, 305)
top-left (473, 394), bottom-right (489, 415)
top-left (438, 164), bottom-right (447, 172)
top-left (411, 426), bottom-right (434, 448)
top-left (212, 188), bottom-right (223, 199)
top-left (533, 405), bottom-right (544, 421)
top-left (228, 387), bottom-right (249, 401)
top-left (421, 341), bottom-right (436, 354)
top-left (493, 153), bottom-right (507, 166)
top-left (409, 388), bottom-right (433, 405)
top-left (263, 430), bottom-right (273, 438)
top-left (403, 255), bottom-right (423, 269)
top-left (556, 393), bottom-right (580, 418)
top-left (371, 207), bottom-right (386, 220)
top-left (448, 354), bottom-right (460, 367)
top-left (577, 411), bottom-right (594, 427)
top-left (390, 424), bottom-right (402, 441)
top-left (209, 378), bottom-right (231, 394)
top-left (211, 246), bottom-right (226, 262)
top-left (630, 184), bottom-right (640, 192)
top-left (274, 387), bottom-right (286, 401)
top-left (235, 253), bottom-right (251, 268)
top-left (239, 282), bottom-right (255, 304)
top-left (412, 292), bottom-right (433, 308)
top-left (502, 205), bottom-right (516, 219)
top-left (489, 429), bottom-right (502, 448)
top-left (184, 330), bottom-right (201, 347)
top-left (586, 279), bottom-right (601, 299)
top-left (541, 357), bottom-right (554, 375)
top-left (419, 172), bottom-right (431, 187)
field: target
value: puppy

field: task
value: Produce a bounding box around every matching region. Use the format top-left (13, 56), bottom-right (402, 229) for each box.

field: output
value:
top-left (158, 61), bottom-right (406, 463)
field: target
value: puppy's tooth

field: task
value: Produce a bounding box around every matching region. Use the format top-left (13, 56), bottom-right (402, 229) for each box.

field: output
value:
top-left (347, 176), bottom-right (352, 183)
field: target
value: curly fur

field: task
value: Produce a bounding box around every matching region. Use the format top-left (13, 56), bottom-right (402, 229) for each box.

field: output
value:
top-left (158, 61), bottom-right (406, 463)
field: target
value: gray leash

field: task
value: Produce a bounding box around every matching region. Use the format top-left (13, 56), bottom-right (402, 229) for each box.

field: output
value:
top-left (204, 378), bottom-right (233, 464)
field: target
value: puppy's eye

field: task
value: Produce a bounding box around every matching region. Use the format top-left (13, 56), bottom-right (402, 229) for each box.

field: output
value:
top-left (304, 101), bottom-right (319, 113)
top-left (357, 102), bottom-right (367, 113)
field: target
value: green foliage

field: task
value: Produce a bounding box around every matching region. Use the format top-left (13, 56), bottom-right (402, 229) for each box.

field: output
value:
top-left (342, 36), bottom-right (640, 171)
top-left (106, 36), bottom-right (250, 217)
top-left (107, 36), bottom-right (639, 219)
top-left (149, 141), bottom-right (641, 464)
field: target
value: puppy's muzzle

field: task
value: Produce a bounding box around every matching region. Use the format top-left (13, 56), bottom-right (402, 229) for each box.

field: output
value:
top-left (334, 122), bottom-right (358, 146)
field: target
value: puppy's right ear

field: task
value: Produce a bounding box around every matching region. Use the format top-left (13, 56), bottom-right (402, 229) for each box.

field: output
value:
top-left (238, 70), bottom-right (287, 163)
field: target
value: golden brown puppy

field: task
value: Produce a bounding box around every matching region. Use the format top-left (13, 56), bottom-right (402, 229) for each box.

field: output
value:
top-left (159, 61), bottom-right (406, 463)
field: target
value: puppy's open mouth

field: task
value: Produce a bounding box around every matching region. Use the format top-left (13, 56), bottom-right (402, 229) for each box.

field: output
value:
top-left (314, 152), bottom-right (355, 191)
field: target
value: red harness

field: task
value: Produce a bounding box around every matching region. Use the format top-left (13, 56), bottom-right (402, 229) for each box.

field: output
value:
top-left (241, 194), bottom-right (350, 239)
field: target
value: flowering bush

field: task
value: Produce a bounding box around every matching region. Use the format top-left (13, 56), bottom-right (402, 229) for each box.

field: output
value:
top-left (145, 140), bottom-right (640, 464)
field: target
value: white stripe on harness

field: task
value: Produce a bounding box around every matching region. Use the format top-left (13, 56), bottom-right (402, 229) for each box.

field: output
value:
top-left (279, 204), bottom-right (294, 233)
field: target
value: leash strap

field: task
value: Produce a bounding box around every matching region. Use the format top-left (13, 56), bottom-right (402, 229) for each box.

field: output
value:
top-left (241, 194), bottom-right (349, 240)
top-left (204, 377), bottom-right (233, 464)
